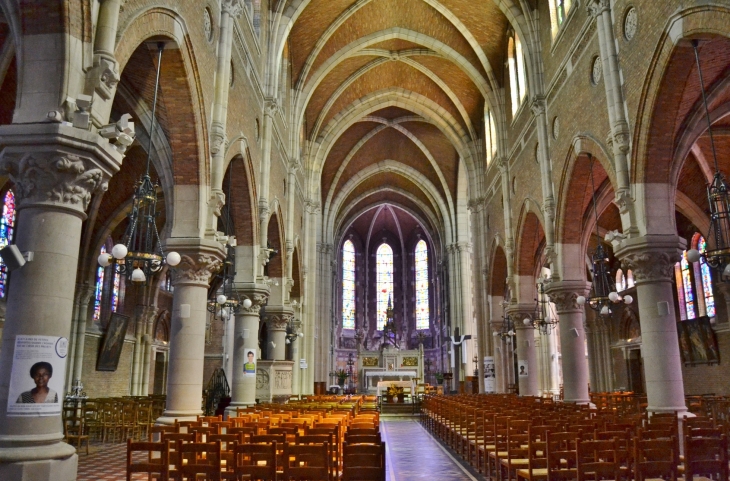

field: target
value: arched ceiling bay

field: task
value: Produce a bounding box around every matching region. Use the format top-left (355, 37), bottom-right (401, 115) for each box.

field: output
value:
top-left (285, 0), bottom-right (509, 246)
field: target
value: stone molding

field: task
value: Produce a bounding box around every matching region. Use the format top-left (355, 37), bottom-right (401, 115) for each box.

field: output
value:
top-left (621, 250), bottom-right (679, 283)
top-left (174, 253), bottom-right (223, 286)
top-left (546, 281), bottom-right (591, 313)
top-left (264, 313), bottom-right (293, 331)
top-left (587, 0), bottom-right (610, 18)
top-left (240, 292), bottom-right (269, 315)
top-left (222, 0), bottom-right (245, 17)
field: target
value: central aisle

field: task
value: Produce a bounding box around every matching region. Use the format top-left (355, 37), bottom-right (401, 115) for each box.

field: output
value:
top-left (380, 417), bottom-right (484, 481)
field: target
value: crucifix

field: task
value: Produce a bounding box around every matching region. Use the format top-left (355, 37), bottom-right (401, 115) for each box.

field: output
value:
top-left (446, 326), bottom-right (471, 392)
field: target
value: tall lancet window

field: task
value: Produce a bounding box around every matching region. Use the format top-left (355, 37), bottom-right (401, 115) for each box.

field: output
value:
top-left (376, 243), bottom-right (393, 330)
top-left (675, 233), bottom-right (715, 320)
top-left (0, 189), bottom-right (15, 298)
top-left (415, 240), bottom-right (429, 330)
top-left (93, 246), bottom-right (106, 322)
top-left (342, 240), bottom-right (356, 329)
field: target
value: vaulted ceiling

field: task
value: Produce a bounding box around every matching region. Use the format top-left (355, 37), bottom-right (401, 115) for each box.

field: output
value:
top-left (286, 0), bottom-right (509, 248)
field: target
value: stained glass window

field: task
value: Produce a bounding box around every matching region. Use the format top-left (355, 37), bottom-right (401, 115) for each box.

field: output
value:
top-left (111, 264), bottom-right (121, 313)
top-left (415, 240), bottom-right (429, 330)
top-left (485, 108), bottom-right (498, 165)
top-left (93, 246), bottom-right (106, 322)
top-left (675, 233), bottom-right (715, 320)
top-left (376, 243), bottom-right (393, 331)
top-left (342, 240), bottom-right (356, 329)
top-left (0, 190), bottom-right (15, 298)
top-left (698, 236), bottom-right (716, 317)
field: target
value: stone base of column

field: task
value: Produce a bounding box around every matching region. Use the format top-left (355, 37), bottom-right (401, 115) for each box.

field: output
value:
top-left (224, 402), bottom-right (255, 419)
top-left (0, 440), bottom-right (77, 481)
top-left (156, 410), bottom-right (202, 426)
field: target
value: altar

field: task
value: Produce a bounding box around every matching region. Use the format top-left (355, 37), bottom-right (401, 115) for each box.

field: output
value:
top-left (357, 346), bottom-right (423, 394)
top-left (376, 380), bottom-right (415, 397)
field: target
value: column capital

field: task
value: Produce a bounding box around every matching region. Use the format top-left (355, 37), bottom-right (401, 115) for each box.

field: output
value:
top-left (264, 308), bottom-right (294, 331)
top-left (586, 0), bottom-right (610, 18)
top-left (264, 97), bottom-right (279, 117)
top-left (615, 235), bottom-right (685, 284)
top-left (530, 96), bottom-right (547, 117)
top-left (0, 123), bottom-right (123, 216)
top-left (546, 280), bottom-right (591, 313)
top-left (164, 238), bottom-right (226, 287)
top-left (222, 0), bottom-right (245, 18)
top-left (75, 282), bottom-right (96, 305)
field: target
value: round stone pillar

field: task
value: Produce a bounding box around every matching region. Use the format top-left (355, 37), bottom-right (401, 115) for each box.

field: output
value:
top-left (0, 125), bottom-right (122, 480)
top-left (157, 243), bottom-right (223, 424)
top-left (510, 311), bottom-right (538, 396)
top-left (226, 288), bottom-right (268, 415)
top-left (264, 309), bottom-right (292, 361)
top-left (547, 281), bottom-right (591, 404)
top-left (617, 236), bottom-right (688, 415)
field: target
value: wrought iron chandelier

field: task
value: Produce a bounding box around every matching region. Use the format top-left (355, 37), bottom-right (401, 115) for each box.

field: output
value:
top-left (524, 277), bottom-right (558, 334)
top-left (576, 154), bottom-right (632, 315)
top-left (98, 42), bottom-right (180, 282)
top-left (495, 298), bottom-right (515, 342)
top-left (686, 40), bottom-right (730, 278)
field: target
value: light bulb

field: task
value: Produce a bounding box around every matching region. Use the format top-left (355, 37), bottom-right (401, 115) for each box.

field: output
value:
top-left (98, 253), bottom-right (111, 267)
top-left (242, 298), bottom-right (253, 309)
top-left (221, 307), bottom-right (230, 319)
top-left (286, 338), bottom-right (291, 344)
top-left (600, 305), bottom-right (609, 315)
top-left (576, 295), bottom-right (586, 306)
top-left (493, 331), bottom-right (499, 337)
top-left (508, 330), bottom-right (514, 336)
top-left (298, 332), bottom-right (304, 338)
top-left (166, 251), bottom-right (181, 267)
top-left (686, 249), bottom-right (701, 263)
top-left (112, 244), bottom-right (128, 260)
top-left (623, 295), bottom-right (633, 305)
top-left (131, 268), bottom-right (146, 283)
top-left (217, 294), bottom-right (227, 305)
top-left (608, 292), bottom-right (619, 302)
top-left (523, 318), bottom-right (532, 326)
top-left (724, 264), bottom-right (730, 278)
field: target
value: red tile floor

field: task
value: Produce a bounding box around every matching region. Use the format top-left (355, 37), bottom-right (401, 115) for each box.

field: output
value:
top-left (77, 442), bottom-right (146, 480)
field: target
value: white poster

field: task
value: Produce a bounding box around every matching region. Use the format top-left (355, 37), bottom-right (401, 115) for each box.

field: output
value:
top-left (7, 336), bottom-right (67, 417)
top-left (243, 348), bottom-right (257, 376)
top-left (483, 356), bottom-right (495, 393)
top-left (518, 359), bottom-right (529, 378)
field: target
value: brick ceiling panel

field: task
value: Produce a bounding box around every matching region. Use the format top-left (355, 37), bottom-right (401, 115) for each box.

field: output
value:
top-left (350, 206), bottom-right (377, 238)
top-left (411, 55), bottom-right (482, 126)
top-left (319, 61), bottom-right (466, 134)
top-left (677, 151), bottom-right (711, 213)
top-left (345, 195), bottom-right (430, 235)
top-left (369, 39), bottom-right (424, 51)
top-left (289, 0), bottom-right (354, 86)
top-left (437, 0), bottom-right (507, 81)
top-left (332, 127), bottom-right (446, 201)
top-left (306, 0), bottom-right (486, 85)
top-left (371, 106), bottom-right (414, 119)
top-left (306, 55), bottom-right (378, 138)
top-left (400, 121), bottom-right (459, 199)
top-left (597, 203), bottom-right (622, 234)
top-left (321, 121), bottom-right (380, 203)
top-left (340, 172), bottom-right (435, 216)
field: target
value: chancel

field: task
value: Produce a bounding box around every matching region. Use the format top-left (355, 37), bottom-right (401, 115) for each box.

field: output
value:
top-left (0, 1), bottom-right (728, 480)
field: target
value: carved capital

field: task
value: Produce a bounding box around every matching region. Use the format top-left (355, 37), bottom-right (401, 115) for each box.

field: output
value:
top-left (586, 0), bottom-right (610, 18)
top-left (222, 0), bottom-right (245, 18)
top-left (173, 254), bottom-right (223, 286)
top-left (86, 57), bottom-right (120, 101)
top-left (264, 98), bottom-right (279, 117)
top-left (265, 313), bottom-right (293, 331)
top-left (621, 250), bottom-right (679, 283)
top-left (75, 283), bottom-right (96, 305)
top-left (530, 96), bottom-right (546, 117)
top-left (549, 291), bottom-right (581, 312)
top-left (495, 156), bottom-right (508, 174)
top-left (0, 152), bottom-right (108, 213)
top-left (241, 293), bottom-right (268, 314)
top-left (210, 122), bottom-right (228, 156)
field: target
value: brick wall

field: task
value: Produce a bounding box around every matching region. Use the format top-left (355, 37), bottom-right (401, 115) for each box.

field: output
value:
top-left (682, 330), bottom-right (730, 396)
top-left (80, 334), bottom-right (135, 398)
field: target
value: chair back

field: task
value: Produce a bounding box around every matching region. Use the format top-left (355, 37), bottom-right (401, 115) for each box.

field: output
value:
top-left (234, 441), bottom-right (278, 481)
top-left (126, 439), bottom-right (168, 481)
top-left (282, 442), bottom-right (330, 480)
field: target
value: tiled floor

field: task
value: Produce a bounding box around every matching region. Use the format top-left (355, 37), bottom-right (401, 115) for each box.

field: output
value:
top-left (77, 417), bottom-right (484, 480)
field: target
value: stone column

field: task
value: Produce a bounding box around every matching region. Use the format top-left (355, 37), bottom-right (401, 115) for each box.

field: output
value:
top-left (0, 124), bottom-right (122, 480)
top-left (226, 287), bottom-right (268, 415)
top-left (509, 310), bottom-right (538, 396)
top-left (72, 285), bottom-right (95, 390)
top-left (617, 236), bottom-right (688, 414)
top-left (264, 309), bottom-right (292, 361)
top-left (223, 311), bottom-right (235, 378)
top-left (548, 281), bottom-right (591, 404)
top-left (289, 318), bottom-right (303, 396)
top-left (157, 243), bottom-right (223, 424)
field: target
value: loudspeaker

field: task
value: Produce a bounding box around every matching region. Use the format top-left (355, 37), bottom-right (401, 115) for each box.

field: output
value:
top-left (0, 245), bottom-right (25, 271)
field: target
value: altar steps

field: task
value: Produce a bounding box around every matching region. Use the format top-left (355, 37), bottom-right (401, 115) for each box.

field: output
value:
top-left (379, 401), bottom-right (418, 417)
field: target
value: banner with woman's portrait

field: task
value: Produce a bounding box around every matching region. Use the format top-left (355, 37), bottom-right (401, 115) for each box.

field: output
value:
top-left (6, 335), bottom-right (67, 416)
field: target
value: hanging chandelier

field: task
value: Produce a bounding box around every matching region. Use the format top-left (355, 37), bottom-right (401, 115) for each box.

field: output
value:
top-left (98, 42), bottom-right (180, 282)
top-left (494, 298), bottom-right (515, 342)
top-left (576, 154), bottom-right (633, 315)
top-left (686, 40), bottom-right (730, 278)
top-left (524, 277), bottom-right (558, 334)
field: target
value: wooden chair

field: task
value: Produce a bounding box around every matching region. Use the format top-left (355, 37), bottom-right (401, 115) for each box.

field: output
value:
top-left (282, 442), bottom-right (330, 480)
top-left (62, 414), bottom-right (90, 455)
top-left (633, 436), bottom-right (678, 481)
top-left (515, 426), bottom-right (548, 481)
top-left (684, 433), bottom-right (729, 481)
top-left (163, 432), bottom-right (195, 480)
top-left (210, 433), bottom-right (241, 477)
top-left (341, 442), bottom-right (385, 481)
top-left (344, 434), bottom-right (381, 445)
top-left (177, 440), bottom-right (222, 481)
top-left (576, 437), bottom-right (620, 481)
top-left (148, 424), bottom-right (175, 442)
top-left (234, 441), bottom-right (278, 481)
top-left (545, 431), bottom-right (579, 481)
top-left (126, 439), bottom-right (168, 481)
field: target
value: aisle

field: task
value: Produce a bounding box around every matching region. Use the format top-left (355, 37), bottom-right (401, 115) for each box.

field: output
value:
top-left (380, 417), bottom-right (485, 481)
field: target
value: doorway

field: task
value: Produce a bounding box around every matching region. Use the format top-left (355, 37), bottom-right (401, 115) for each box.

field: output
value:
top-left (153, 352), bottom-right (166, 395)
top-left (627, 348), bottom-right (644, 394)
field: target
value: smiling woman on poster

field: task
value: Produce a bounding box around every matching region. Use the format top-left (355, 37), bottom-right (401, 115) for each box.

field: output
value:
top-left (16, 362), bottom-right (58, 404)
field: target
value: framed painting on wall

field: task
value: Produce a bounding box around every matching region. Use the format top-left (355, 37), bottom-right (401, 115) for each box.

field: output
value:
top-left (96, 313), bottom-right (130, 371)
